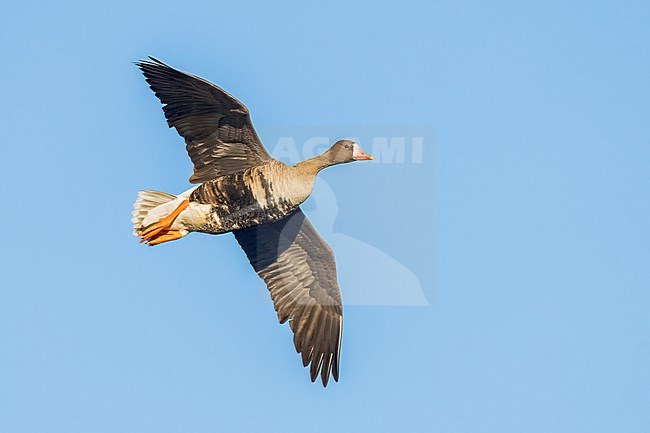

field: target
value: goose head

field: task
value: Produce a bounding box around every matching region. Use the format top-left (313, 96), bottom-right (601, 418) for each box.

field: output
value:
top-left (324, 139), bottom-right (373, 165)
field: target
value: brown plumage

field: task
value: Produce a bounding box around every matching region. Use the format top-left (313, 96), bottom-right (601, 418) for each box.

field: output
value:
top-left (131, 57), bottom-right (373, 386)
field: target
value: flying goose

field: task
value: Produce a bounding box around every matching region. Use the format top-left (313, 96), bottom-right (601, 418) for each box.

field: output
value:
top-left (131, 57), bottom-right (373, 386)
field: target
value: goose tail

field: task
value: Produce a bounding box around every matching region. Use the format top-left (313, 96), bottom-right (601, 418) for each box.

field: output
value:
top-left (131, 190), bottom-right (177, 235)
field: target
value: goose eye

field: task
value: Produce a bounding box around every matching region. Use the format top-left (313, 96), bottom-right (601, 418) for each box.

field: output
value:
top-left (344, 144), bottom-right (350, 149)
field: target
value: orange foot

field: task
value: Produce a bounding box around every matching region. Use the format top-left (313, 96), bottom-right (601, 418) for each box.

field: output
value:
top-left (147, 229), bottom-right (184, 246)
top-left (138, 199), bottom-right (189, 244)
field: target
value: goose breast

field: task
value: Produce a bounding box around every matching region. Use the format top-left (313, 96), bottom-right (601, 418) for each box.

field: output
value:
top-left (189, 161), bottom-right (315, 233)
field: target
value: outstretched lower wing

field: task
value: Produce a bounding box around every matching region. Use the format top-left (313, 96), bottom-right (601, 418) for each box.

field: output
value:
top-left (136, 57), bottom-right (272, 183)
top-left (233, 208), bottom-right (343, 386)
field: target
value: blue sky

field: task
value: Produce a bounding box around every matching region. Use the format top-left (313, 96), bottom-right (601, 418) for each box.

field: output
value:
top-left (1, 1), bottom-right (649, 432)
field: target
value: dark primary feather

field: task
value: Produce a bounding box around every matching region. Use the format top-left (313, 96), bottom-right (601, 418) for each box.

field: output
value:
top-left (135, 57), bottom-right (272, 183)
top-left (233, 208), bottom-right (343, 386)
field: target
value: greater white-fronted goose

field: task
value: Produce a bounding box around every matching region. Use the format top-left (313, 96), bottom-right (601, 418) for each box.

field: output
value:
top-left (131, 57), bottom-right (373, 386)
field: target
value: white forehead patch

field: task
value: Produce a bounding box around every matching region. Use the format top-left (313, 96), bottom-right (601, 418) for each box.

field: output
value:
top-left (352, 143), bottom-right (363, 157)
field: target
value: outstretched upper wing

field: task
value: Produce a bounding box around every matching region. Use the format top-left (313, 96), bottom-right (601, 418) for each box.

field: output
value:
top-left (233, 208), bottom-right (343, 387)
top-left (136, 57), bottom-right (272, 183)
